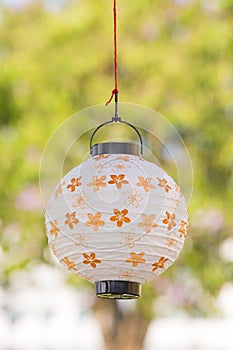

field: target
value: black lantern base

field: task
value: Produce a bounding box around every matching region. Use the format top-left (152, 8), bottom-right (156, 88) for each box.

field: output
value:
top-left (96, 280), bottom-right (141, 299)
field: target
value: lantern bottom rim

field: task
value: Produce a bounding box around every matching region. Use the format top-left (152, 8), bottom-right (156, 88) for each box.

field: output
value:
top-left (95, 280), bottom-right (141, 299)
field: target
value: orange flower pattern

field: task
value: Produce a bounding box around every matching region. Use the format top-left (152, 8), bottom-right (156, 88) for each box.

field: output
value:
top-left (172, 198), bottom-right (179, 206)
top-left (54, 182), bottom-right (65, 198)
top-left (125, 252), bottom-right (146, 267)
top-left (95, 163), bottom-right (107, 172)
top-left (111, 162), bottom-right (131, 172)
top-left (93, 154), bottom-right (110, 161)
top-left (48, 154), bottom-right (188, 282)
top-left (87, 176), bottom-right (107, 192)
top-left (72, 193), bottom-right (89, 209)
top-left (157, 178), bottom-right (172, 193)
top-left (67, 177), bottom-right (82, 192)
top-left (152, 257), bottom-right (169, 272)
top-left (116, 155), bottom-right (130, 161)
top-left (64, 211), bottom-right (79, 229)
top-left (82, 252), bottom-right (102, 268)
top-left (118, 269), bottom-right (136, 280)
top-left (163, 211), bottom-right (176, 230)
top-left (110, 208), bottom-right (131, 227)
top-left (120, 232), bottom-right (140, 248)
top-left (167, 237), bottom-right (176, 247)
top-left (61, 257), bottom-right (78, 271)
top-left (178, 220), bottom-right (188, 238)
top-left (74, 233), bottom-right (91, 247)
top-left (49, 220), bottom-right (60, 238)
top-left (50, 243), bottom-right (57, 255)
top-left (166, 238), bottom-right (178, 257)
top-left (85, 213), bottom-right (105, 231)
top-left (108, 174), bottom-right (129, 189)
top-left (138, 214), bottom-right (158, 233)
top-left (122, 189), bottom-right (143, 208)
top-left (136, 176), bottom-right (155, 192)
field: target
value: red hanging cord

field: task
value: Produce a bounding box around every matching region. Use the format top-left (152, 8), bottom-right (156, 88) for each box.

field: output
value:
top-left (106, 0), bottom-right (119, 106)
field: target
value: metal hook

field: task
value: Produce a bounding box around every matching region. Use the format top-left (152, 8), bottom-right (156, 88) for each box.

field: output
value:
top-left (90, 116), bottom-right (143, 156)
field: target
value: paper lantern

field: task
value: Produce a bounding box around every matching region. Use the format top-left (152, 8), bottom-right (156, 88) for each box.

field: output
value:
top-left (45, 0), bottom-right (189, 299)
top-left (45, 122), bottom-right (188, 299)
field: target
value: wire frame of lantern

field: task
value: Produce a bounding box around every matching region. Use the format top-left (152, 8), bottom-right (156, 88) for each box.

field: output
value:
top-left (45, 117), bottom-right (188, 299)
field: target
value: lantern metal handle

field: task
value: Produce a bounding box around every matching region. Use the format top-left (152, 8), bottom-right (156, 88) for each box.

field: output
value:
top-left (90, 118), bottom-right (143, 156)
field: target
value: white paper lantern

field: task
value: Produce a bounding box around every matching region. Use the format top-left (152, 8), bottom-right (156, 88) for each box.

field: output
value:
top-left (45, 136), bottom-right (188, 299)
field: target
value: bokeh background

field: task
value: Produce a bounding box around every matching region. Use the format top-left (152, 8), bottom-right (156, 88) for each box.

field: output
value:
top-left (0, 0), bottom-right (233, 349)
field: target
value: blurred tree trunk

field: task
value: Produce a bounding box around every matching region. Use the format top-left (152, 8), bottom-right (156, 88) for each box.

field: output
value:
top-left (93, 299), bottom-right (150, 350)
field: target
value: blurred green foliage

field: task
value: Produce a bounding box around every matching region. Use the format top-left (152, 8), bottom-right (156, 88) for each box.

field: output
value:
top-left (0, 0), bottom-right (233, 322)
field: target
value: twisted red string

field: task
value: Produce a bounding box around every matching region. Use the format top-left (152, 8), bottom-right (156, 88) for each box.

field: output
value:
top-left (106, 0), bottom-right (118, 106)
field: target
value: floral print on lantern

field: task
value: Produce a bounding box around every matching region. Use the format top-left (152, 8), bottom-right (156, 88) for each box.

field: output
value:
top-left (171, 198), bottom-right (179, 207)
top-left (165, 237), bottom-right (179, 259)
top-left (72, 193), bottom-right (89, 209)
top-left (152, 257), bottom-right (169, 272)
top-left (116, 155), bottom-right (130, 161)
top-left (136, 176), bottom-right (155, 192)
top-left (87, 176), bottom-right (107, 192)
top-left (67, 177), bottom-right (82, 192)
top-left (167, 237), bottom-right (177, 248)
top-left (157, 177), bottom-right (172, 193)
top-left (50, 243), bottom-right (57, 255)
top-left (61, 257), bottom-right (78, 271)
top-left (120, 231), bottom-right (140, 248)
top-left (108, 174), bottom-right (129, 189)
top-left (64, 212), bottom-right (79, 229)
top-left (93, 154), bottom-right (110, 161)
top-left (178, 220), bottom-right (188, 238)
top-left (82, 252), bottom-right (102, 268)
top-left (45, 153), bottom-right (189, 286)
top-left (122, 189), bottom-right (143, 208)
top-left (95, 164), bottom-right (105, 172)
top-left (85, 213), bottom-right (105, 232)
top-left (110, 209), bottom-right (131, 227)
top-left (74, 233), bottom-right (91, 247)
top-left (163, 211), bottom-right (176, 230)
top-left (111, 162), bottom-right (131, 172)
top-left (138, 214), bottom-right (158, 233)
top-left (118, 269), bottom-right (136, 280)
top-left (125, 252), bottom-right (146, 267)
top-left (49, 220), bottom-right (60, 238)
top-left (54, 182), bottom-right (65, 198)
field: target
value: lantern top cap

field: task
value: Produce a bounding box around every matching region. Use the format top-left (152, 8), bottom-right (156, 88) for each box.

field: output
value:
top-left (90, 142), bottom-right (142, 157)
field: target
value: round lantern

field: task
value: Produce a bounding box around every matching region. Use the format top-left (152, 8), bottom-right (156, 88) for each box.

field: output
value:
top-left (45, 119), bottom-right (188, 299)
